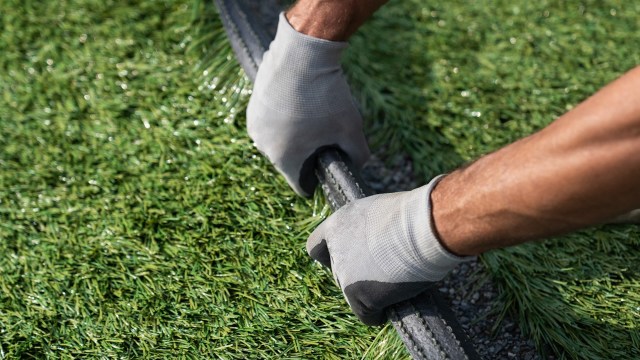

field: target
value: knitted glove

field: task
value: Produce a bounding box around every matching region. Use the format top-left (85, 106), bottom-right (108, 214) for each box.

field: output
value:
top-left (247, 13), bottom-right (370, 196)
top-left (307, 177), bottom-right (473, 325)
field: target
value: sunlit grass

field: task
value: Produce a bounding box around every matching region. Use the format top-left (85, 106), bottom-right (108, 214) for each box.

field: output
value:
top-left (1, 0), bottom-right (639, 359)
top-left (347, 1), bottom-right (640, 358)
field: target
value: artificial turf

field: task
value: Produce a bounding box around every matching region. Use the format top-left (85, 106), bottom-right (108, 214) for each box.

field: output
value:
top-left (1, 0), bottom-right (639, 359)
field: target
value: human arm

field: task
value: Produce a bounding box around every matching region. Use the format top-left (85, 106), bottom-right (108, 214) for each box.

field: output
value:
top-left (308, 65), bottom-right (640, 324)
top-left (433, 65), bottom-right (640, 255)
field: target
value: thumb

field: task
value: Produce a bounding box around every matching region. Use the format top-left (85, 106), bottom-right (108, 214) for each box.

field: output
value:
top-left (306, 221), bottom-right (332, 268)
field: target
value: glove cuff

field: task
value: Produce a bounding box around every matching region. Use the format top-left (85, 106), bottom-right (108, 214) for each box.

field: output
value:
top-left (367, 176), bottom-right (474, 283)
top-left (411, 176), bottom-right (475, 279)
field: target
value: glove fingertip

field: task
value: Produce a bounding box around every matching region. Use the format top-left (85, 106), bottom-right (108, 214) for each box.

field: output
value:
top-left (308, 239), bottom-right (331, 268)
top-left (297, 149), bottom-right (320, 197)
top-left (357, 311), bottom-right (387, 327)
top-left (307, 227), bottom-right (331, 268)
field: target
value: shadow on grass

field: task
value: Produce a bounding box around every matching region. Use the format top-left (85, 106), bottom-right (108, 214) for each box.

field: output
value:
top-left (201, 0), bottom-right (640, 359)
top-left (483, 225), bottom-right (640, 359)
top-left (346, 2), bottom-right (640, 359)
top-left (345, 2), bottom-right (465, 182)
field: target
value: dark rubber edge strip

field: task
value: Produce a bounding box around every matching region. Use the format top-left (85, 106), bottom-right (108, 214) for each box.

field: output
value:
top-left (212, 1), bottom-right (481, 359)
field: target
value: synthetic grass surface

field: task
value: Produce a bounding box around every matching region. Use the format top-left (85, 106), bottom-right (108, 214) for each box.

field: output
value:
top-left (346, 1), bottom-right (640, 358)
top-left (0, 0), bottom-right (639, 359)
top-left (0, 1), bottom-right (406, 358)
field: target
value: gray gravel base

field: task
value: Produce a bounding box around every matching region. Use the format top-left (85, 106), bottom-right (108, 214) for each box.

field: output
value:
top-left (361, 153), bottom-right (555, 360)
top-left (440, 260), bottom-right (547, 360)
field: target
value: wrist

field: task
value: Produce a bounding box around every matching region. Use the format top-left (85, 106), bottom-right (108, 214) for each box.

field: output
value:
top-left (430, 173), bottom-right (484, 256)
top-left (285, 4), bottom-right (354, 41)
top-left (285, 0), bottom-right (389, 41)
top-left (411, 177), bottom-right (474, 267)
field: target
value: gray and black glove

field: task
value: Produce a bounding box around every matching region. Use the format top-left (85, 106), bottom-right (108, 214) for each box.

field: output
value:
top-left (306, 177), bottom-right (473, 326)
top-left (247, 13), bottom-right (370, 197)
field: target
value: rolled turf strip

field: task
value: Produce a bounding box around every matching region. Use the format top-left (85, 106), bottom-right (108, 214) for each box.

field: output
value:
top-left (213, 1), bottom-right (481, 359)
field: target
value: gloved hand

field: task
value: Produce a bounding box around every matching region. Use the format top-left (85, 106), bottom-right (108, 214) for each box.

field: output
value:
top-left (306, 177), bottom-right (473, 325)
top-left (247, 12), bottom-right (370, 197)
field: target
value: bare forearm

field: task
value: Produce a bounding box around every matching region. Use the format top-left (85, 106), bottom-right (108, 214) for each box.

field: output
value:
top-left (286, 0), bottom-right (389, 41)
top-left (432, 66), bottom-right (640, 255)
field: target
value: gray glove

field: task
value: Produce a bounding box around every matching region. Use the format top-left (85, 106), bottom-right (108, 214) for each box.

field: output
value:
top-left (306, 177), bottom-right (473, 325)
top-left (247, 13), bottom-right (370, 197)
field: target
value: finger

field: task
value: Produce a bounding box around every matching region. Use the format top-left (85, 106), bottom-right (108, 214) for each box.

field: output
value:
top-left (296, 150), bottom-right (320, 198)
top-left (306, 221), bottom-right (332, 268)
top-left (357, 310), bottom-right (387, 327)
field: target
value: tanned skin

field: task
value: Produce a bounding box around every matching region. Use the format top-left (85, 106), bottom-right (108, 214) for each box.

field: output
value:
top-left (286, 0), bottom-right (640, 256)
